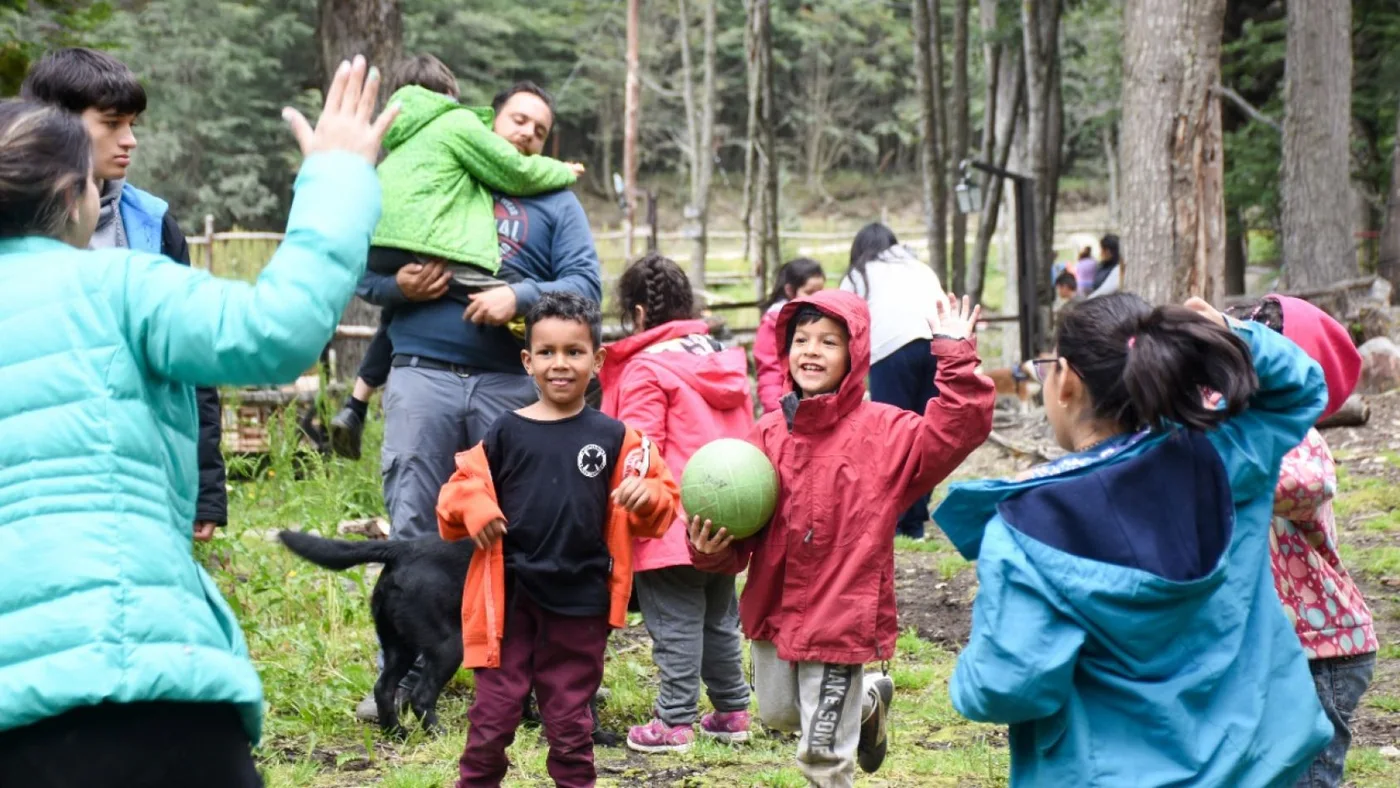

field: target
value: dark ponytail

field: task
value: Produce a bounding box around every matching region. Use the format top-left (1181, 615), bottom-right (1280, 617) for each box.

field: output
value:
top-left (616, 252), bottom-right (696, 333)
top-left (1056, 292), bottom-right (1257, 432)
top-left (763, 257), bottom-right (825, 311)
top-left (1224, 297), bottom-right (1284, 333)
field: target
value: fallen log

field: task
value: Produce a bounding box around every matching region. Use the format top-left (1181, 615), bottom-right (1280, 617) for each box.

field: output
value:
top-left (1317, 395), bottom-right (1371, 430)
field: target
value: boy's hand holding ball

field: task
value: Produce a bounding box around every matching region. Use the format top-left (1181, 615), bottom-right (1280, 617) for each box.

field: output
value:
top-left (688, 516), bottom-right (733, 555)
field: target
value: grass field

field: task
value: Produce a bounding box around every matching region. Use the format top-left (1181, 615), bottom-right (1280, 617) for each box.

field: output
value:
top-left (203, 394), bottom-right (1400, 787)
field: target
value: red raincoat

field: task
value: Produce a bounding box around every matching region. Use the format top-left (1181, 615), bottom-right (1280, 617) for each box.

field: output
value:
top-left (691, 290), bottom-right (995, 664)
top-left (600, 319), bottom-right (756, 572)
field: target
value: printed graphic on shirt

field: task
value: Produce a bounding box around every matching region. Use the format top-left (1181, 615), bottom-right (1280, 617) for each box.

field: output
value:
top-left (807, 664), bottom-right (855, 756)
top-left (578, 443), bottom-right (607, 478)
top-left (495, 196), bottom-right (529, 263)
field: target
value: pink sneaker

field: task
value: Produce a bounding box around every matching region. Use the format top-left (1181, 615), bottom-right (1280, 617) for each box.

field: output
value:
top-left (699, 710), bottom-right (751, 743)
top-left (626, 719), bottom-right (695, 753)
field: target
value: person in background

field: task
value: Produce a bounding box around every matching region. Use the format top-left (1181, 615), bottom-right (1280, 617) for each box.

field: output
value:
top-left (1073, 245), bottom-right (1098, 298)
top-left (21, 47), bottom-right (228, 541)
top-left (599, 253), bottom-right (754, 753)
top-left (1088, 233), bottom-right (1120, 298)
top-left (1054, 271), bottom-right (1082, 309)
top-left (754, 257), bottom-right (825, 414)
top-left (0, 57), bottom-right (395, 788)
top-left (1226, 296), bottom-right (1376, 788)
top-left (840, 223), bottom-right (946, 540)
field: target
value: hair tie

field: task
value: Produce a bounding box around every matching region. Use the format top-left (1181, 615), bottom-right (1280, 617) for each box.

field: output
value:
top-left (1127, 336), bottom-right (1137, 350)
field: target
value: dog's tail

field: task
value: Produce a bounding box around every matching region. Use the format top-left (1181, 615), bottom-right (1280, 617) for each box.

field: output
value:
top-left (278, 530), bottom-right (408, 570)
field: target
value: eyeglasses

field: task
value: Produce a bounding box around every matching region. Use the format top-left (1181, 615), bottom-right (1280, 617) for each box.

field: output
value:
top-left (1029, 358), bottom-right (1059, 383)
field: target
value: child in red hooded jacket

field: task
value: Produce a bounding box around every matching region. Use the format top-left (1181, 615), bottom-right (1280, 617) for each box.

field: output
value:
top-left (689, 289), bottom-right (995, 786)
top-left (600, 254), bottom-right (755, 753)
top-left (1227, 296), bottom-right (1376, 788)
top-left (754, 258), bottom-right (827, 414)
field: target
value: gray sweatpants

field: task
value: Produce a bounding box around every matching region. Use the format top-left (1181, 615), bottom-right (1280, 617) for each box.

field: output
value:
top-left (380, 364), bottom-right (537, 541)
top-left (751, 640), bottom-right (880, 788)
top-left (634, 566), bottom-right (750, 726)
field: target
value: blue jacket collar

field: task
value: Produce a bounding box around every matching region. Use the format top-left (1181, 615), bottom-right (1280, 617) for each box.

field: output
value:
top-left (117, 183), bottom-right (169, 255)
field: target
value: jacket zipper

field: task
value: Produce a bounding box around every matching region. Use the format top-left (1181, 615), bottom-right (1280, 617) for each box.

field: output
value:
top-left (804, 528), bottom-right (813, 544)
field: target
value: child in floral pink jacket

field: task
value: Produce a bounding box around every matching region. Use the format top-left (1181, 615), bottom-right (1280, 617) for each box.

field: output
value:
top-left (1231, 296), bottom-right (1376, 788)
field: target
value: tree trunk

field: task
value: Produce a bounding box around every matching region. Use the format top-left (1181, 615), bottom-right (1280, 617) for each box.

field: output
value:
top-left (1121, 0), bottom-right (1228, 305)
top-left (950, 0), bottom-right (971, 294)
top-left (1225, 204), bottom-right (1248, 296)
top-left (1280, 0), bottom-right (1354, 289)
top-left (1020, 0), bottom-right (1062, 282)
top-left (317, 0), bottom-right (402, 381)
top-left (316, 0), bottom-right (402, 97)
top-left (623, 0), bottom-right (642, 262)
top-left (1102, 123), bottom-right (1119, 226)
top-left (968, 0), bottom-right (1023, 306)
top-left (912, 0), bottom-right (946, 282)
top-left (695, 0), bottom-right (716, 287)
top-left (1379, 96), bottom-right (1400, 298)
top-left (743, 0), bottom-right (778, 299)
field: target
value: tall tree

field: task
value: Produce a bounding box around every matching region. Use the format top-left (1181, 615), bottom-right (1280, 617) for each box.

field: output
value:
top-left (317, 0), bottom-right (401, 95)
top-left (1121, 0), bottom-right (1228, 305)
top-left (1280, 0), bottom-right (1354, 289)
top-left (1379, 95), bottom-right (1400, 295)
top-left (912, 0), bottom-right (947, 283)
top-left (677, 0), bottom-right (717, 286)
top-left (1020, 0), bottom-right (1062, 282)
top-left (967, 0), bottom-right (1022, 306)
top-left (623, 0), bottom-right (641, 261)
top-left (742, 0), bottom-right (779, 299)
top-left (949, 0), bottom-right (971, 293)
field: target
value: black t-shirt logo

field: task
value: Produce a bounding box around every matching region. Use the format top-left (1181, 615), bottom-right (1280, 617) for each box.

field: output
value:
top-left (577, 444), bottom-right (607, 478)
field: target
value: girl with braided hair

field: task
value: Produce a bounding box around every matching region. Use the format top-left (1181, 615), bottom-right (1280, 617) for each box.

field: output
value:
top-left (599, 253), bottom-right (754, 752)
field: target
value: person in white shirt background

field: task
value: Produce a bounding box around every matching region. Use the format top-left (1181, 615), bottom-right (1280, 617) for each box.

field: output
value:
top-left (839, 223), bottom-right (947, 540)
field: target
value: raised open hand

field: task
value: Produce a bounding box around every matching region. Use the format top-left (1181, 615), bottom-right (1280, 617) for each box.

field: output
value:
top-left (928, 293), bottom-right (981, 341)
top-left (282, 55), bottom-right (400, 166)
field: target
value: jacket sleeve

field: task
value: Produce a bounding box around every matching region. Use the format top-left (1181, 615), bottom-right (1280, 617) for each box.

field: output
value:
top-left (161, 213), bottom-right (229, 525)
top-left (886, 336), bottom-right (996, 516)
top-left (1274, 430), bottom-right (1334, 523)
top-left (118, 152), bottom-right (379, 386)
top-left (951, 520), bottom-right (1086, 724)
top-left (615, 365), bottom-right (669, 458)
top-left (1207, 320), bottom-right (1327, 508)
top-left (617, 428), bottom-right (680, 539)
top-left (437, 444), bottom-right (506, 541)
top-left (356, 267), bottom-right (409, 308)
top-left (509, 192), bottom-right (603, 315)
top-left (444, 112), bottom-right (578, 197)
top-left (753, 312), bottom-right (784, 414)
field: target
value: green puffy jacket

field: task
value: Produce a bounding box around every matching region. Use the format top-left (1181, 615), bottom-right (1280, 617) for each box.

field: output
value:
top-left (0, 152), bottom-right (380, 744)
top-left (371, 85), bottom-right (577, 272)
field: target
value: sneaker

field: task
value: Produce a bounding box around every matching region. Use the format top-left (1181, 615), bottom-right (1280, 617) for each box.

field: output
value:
top-left (626, 719), bottom-right (695, 753)
top-left (699, 710), bottom-right (750, 743)
top-left (353, 687), bottom-right (408, 723)
top-left (327, 406), bottom-right (365, 461)
top-left (857, 674), bottom-right (894, 774)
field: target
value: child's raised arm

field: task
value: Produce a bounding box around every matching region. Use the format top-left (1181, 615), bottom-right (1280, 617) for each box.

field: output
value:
top-left (883, 296), bottom-right (996, 518)
top-left (441, 109), bottom-right (577, 197)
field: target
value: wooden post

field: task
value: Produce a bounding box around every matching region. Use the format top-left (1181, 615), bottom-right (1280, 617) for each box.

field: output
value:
top-left (623, 0), bottom-right (641, 263)
top-left (204, 214), bottom-right (216, 275)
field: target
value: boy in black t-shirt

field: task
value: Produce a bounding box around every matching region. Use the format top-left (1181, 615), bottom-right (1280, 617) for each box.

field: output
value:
top-left (437, 292), bottom-right (679, 788)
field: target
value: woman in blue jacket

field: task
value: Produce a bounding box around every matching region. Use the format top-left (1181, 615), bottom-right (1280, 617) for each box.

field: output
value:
top-left (0, 57), bottom-right (396, 788)
top-left (935, 293), bottom-right (1334, 787)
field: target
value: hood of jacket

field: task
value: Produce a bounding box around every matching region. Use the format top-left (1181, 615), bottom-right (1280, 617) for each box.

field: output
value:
top-left (602, 319), bottom-right (750, 412)
top-left (382, 85), bottom-right (492, 151)
top-left (774, 289), bottom-right (870, 432)
top-left (1270, 296), bottom-right (1361, 420)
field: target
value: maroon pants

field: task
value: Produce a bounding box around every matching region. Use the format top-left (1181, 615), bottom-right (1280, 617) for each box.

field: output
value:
top-left (458, 593), bottom-right (609, 788)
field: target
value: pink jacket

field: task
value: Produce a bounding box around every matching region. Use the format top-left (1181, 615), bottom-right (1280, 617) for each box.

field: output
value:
top-left (601, 320), bottom-right (756, 572)
top-left (753, 305), bottom-right (786, 414)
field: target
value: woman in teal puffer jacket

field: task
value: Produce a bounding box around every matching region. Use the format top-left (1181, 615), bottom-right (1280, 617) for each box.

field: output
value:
top-left (0, 57), bottom-right (397, 788)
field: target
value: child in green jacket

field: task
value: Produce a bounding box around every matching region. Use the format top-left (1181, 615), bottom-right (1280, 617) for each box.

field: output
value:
top-left (368, 54), bottom-right (581, 301)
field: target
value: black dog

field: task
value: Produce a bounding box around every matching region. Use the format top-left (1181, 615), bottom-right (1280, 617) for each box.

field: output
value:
top-left (278, 531), bottom-right (616, 743)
